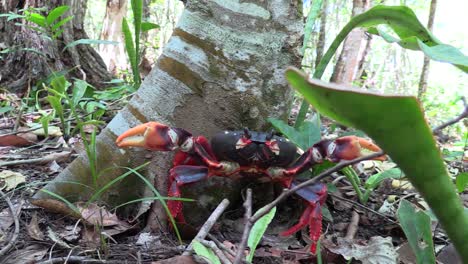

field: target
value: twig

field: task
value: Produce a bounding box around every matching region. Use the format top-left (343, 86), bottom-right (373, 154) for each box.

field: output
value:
top-left (36, 256), bottom-right (106, 264)
top-left (233, 189), bottom-right (253, 264)
top-left (183, 198), bottom-right (230, 256)
top-left (0, 151), bottom-right (71, 167)
top-left (432, 96), bottom-right (467, 133)
top-left (345, 210), bottom-right (360, 240)
top-left (200, 239), bottom-right (233, 264)
top-left (207, 234), bottom-right (237, 257)
top-left (329, 193), bottom-right (397, 224)
top-left (250, 151), bottom-right (385, 223)
top-left (0, 189), bottom-right (20, 256)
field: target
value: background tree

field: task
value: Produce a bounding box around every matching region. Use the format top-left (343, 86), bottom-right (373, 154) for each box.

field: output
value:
top-left (417, 0), bottom-right (437, 100)
top-left (0, 0), bottom-right (112, 94)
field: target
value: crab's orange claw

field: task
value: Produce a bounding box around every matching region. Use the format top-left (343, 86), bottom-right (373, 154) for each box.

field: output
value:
top-left (331, 136), bottom-right (386, 161)
top-left (116, 121), bottom-right (177, 151)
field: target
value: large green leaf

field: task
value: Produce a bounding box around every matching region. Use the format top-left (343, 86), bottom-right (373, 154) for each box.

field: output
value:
top-left (122, 18), bottom-right (139, 86)
top-left (141, 22), bottom-right (160, 32)
top-left (268, 116), bottom-right (321, 150)
top-left (247, 207), bottom-right (276, 262)
top-left (46, 5), bottom-right (69, 25)
top-left (286, 67), bottom-right (468, 262)
top-left (397, 200), bottom-right (436, 264)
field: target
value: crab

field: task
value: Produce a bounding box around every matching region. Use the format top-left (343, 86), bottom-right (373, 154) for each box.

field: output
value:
top-left (116, 121), bottom-right (384, 253)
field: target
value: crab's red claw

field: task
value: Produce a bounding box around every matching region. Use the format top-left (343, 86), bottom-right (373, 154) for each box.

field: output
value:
top-left (328, 136), bottom-right (386, 162)
top-left (116, 121), bottom-right (191, 151)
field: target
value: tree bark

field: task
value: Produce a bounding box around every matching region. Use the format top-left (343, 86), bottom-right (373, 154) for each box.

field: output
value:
top-left (0, 0), bottom-right (112, 94)
top-left (330, 0), bottom-right (370, 84)
top-left (34, 0), bottom-right (303, 230)
top-left (315, 0), bottom-right (328, 68)
top-left (417, 0), bottom-right (437, 100)
top-left (99, 0), bottom-right (128, 75)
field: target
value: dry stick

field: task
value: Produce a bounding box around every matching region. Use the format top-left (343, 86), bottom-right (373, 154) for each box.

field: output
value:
top-left (0, 190), bottom-right (20, 256)
top-left (200, 239), bottom-right (233, 264)
top-left (207, 234), bottom-right (237, 257)
top-left (345, 210), bottom-right (360, 240)
top-left (36, 256), bottom-right (106, 264)
top-left (0, 151), bottom-right (71, 167)
top-left (233, 189), bottom-right (253, 264)
top-left (183, 198), bottom-right (230, 256)
top-left (250, 151), bottom-right (385, 224)
top-left (432, 97), bottom-right (467, 133)
top-left (328, 193), bottom-right (397, 224)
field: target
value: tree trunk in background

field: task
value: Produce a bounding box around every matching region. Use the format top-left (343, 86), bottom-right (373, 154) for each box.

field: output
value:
top-left (330, 0), bottom-right (370, 84)
top-left (315, 0), bottom-right (328, 68)
top-left (138, 0), bottom-right (153, 79)
top-left (417, 0), bottom-right (437, 100)
top-left (99, 0), bottom-right (128, 75)
top-left (35, 0), bottom-right (303, 231)
top-left (0, 0), bottom-right (112, 94)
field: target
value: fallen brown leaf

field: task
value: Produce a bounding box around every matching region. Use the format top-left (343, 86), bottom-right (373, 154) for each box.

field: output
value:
top-left (27, 212), bottom-right (45, 241)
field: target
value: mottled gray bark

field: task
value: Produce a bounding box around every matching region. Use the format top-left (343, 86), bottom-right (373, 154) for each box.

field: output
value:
top-left (34, 0), bottom-right (303, 230)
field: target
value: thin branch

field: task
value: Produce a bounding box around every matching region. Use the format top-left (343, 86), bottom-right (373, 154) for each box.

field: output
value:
top-left (233, 189), bottom-right (253, 264)
top-left (0, 189), bottom-right (20, 256)
top-left (183, 198), bottom-right (230, 256)
top-left (0, 151), bottom-right (71, 167)
top-left (36, 256), bottom-right (106, 264)
top-left (207, 234), bottom-right (237, 257)
top-left (250, 151), bottom-right (385, 223)
top-left (199, 239), bottom-right (233, 264)
top-left (432, 97), bottom-right (467, 133)
top-left (345, 210), bottom-right (360, 240)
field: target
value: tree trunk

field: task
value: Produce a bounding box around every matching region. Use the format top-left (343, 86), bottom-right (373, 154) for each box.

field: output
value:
top-left (330, 0), bottom-right (370, 84)
top-left (0, 0), bottom-right (112, 94)
top-left (34, 0), bottom-right (303, 231)
top-left (417, 0), bottom-right (437, 100)
top-left (99, 0), bottom-right (128, 75)
top-left (315, 0), bottom-right (328, 68)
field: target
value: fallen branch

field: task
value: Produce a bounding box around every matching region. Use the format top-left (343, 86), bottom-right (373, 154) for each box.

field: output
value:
top-left (0, 151), bottom-right (71, 167)
top-left (233, 189), bottom-right (253, 264)
top-left (0, 189), bottom-right (20, 256)
top-left (345, 210), bottom-right (360, 240)
top-left (36, 256), bottom-right (106, 264)
top-left (199, 239), bottom-right (233, 264)
top-left (207, 234), bottom-right (237, 258)
top-left (183, 198), bottom-right (230, 256)
top-left (432, 96), bottom-right (467, 133)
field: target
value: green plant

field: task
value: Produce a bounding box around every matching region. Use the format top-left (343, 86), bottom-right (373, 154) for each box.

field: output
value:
top-left (122, 0), bottom-right (160, 87)
top-left (246, 207), bottom-right (277, 262)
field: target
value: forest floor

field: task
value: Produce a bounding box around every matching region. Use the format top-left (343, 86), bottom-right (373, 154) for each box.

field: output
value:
top-left (0, 102), bottom-right (466, 264)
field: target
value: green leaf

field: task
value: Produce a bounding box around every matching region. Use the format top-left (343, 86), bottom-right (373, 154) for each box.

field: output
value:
top-left (268, 116), bottom-right (321, 150)
top-left (365, 168), bottom-right (403, 190)
top-left (192, 240), bottom-right (221, 264)
top-left (39, 112), bottom-right (54, 138)
top-left (302, 0), bottom-right (323, 54)
top-left (51, 15), bottom-right (73, 31)
top-left (72, 79), bottom-right (89, 107)
top-left (247, 206), bottom-right (276, 262)
top-left (63, 39), bottom-right (118, 51)
top-left (26, 13), bottom-right (46, 27)
top-left (131, 0), bottom-right (143, 55)
top-left (397, 200), bottom-right (436, 264)
top-left (46, 96), bottom-right (63, 118)
top-left (50, 75), bottom-right (67, 94)
top-left (46, 5), bottom-right (69, 25)
top-left (141, 22), bottom-right (160, 31)
top-left (456, 173), bottom-right (468, 193)
top-left (122, 18), bottom-right (140, 86)
top-left (0, 106), bottom-right (13, 114)
top-left (286, 67), bottom-right (468, 262)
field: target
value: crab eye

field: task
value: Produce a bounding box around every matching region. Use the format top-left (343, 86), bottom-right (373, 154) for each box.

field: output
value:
top-left (236, 138), bottom-right (251, 149)
top-left (312, 148), bottom-right (323, 162)
top-left (327, 142), bottom-right (337, 157)
top-left (180, 137), bottom-right (193, 152)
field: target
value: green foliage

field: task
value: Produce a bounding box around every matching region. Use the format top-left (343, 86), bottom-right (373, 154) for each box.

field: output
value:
top-left (362, 168), bottom-right (403, 203)
top-left (295, 5), bottom-right (468, 128)
top-left (247, 206), bottom-right (276, 262)
top-left (302, 0), bottom-right (323, 54)
top-left (63, 39), bottom-right (118, 51)
top-left (17, 5), bottom-right (73, 39)
top-left (192, 240), bottom-right (221, 264)
top-left (285, 68), bottom-right (468, 262)
top-left (268, 116), bottom-right (321, 150)
top-left (456, 172), bottom-right (468, 193)
top-left (397, 200), bottom-right (436, 264)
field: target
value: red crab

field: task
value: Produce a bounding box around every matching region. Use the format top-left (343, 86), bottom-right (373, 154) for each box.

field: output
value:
top-left (116, 122), bottom-right (384, 253)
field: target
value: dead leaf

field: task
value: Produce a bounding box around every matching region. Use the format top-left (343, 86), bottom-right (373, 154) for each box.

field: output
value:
top-left (39, 151), bottom-right (71, 164)
top-left (0, 245), bottom-right (48, 264)
top-left (0, 199), bottom-right (23, 232)
top-left (48, 160), bottom-right (62, 173)
top-left (136, 232), bottom-right (162, 249)
top-left (397, 242), bottom-right (417, 264)
top-left (60, 225), bottom-right (81, 242)
top-left (47, 227), bottom-right (71, 248)
top-left (324, 236), bottom-right (397, 264)
top-left (152, 255), bottom-right (197, 264)
top-left (31, 199), bottom-right (80, 218)
top-left (32, 125), bottom-right (63, 137)
top-left (0, 128), bottom-right (38, 147)
top-left (77, 203), bottom-right (126, 227)
top-left (80, 225), bottom-right (101, 249)
top-left (27, 212), bottom-right (45, 241)
top-left (0, 170), bottom-right (26, 190)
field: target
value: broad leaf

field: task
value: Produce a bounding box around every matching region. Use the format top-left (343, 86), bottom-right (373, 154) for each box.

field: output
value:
top-left (286, 67), bottom-right (468, 262)
top-left (456, 172), bottom-right (468, 193)
top-left (51, 15), bottom-right (73, 31)
top-left (247, 207), bottom-right (276, 262)
top-left (50, 75), bottom-right (67, 94)
top-left (269, 116), bottom-right (321, 150)
top-left (63, 39), bottom-right (118, 51)
top-left (365, 168), bottom-right (403, 190)
top-left (397, 200), bottom-right (436, 264)
top-left (26, 13), bottom-right (46, 27)
top-left (72, 79), bottom-right (89, 107)
top-left (46, 5), bottom-right (69, 25)
top-left (192, 240), bottom-right (221, 264)
top-left (141, 22), bottom-right (160, 32)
